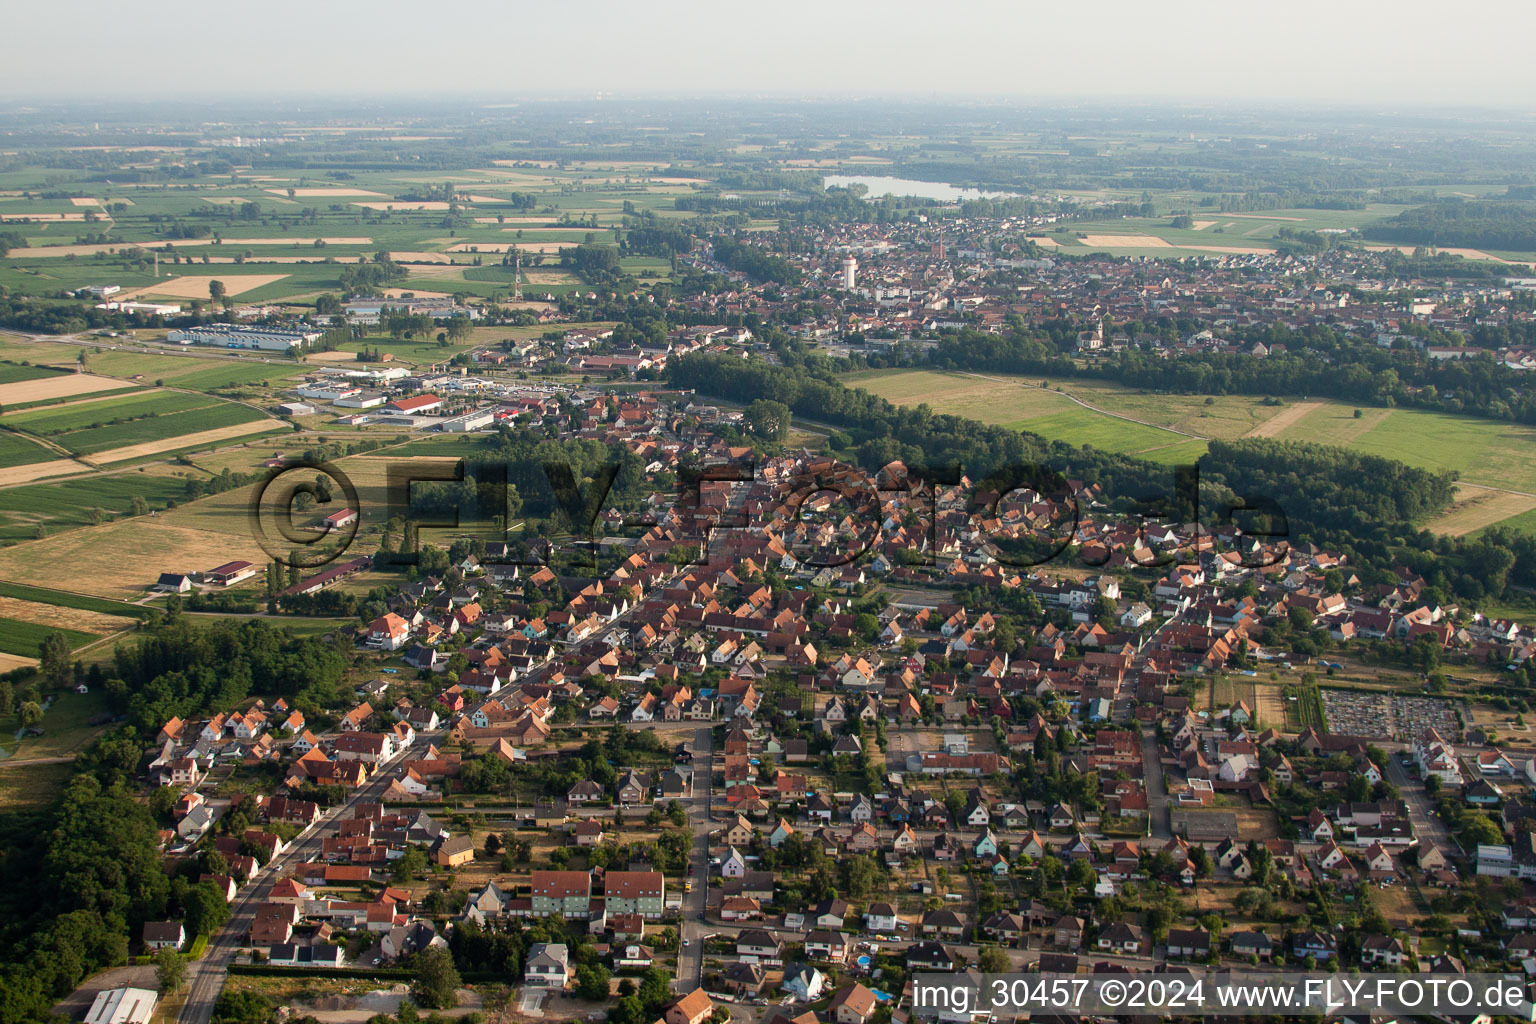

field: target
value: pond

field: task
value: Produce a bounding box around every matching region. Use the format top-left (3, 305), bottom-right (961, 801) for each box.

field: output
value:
top-left (824, 174), bottom-right (1020, 202)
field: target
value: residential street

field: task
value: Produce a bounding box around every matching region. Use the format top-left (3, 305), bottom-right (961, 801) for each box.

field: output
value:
top-left (1382, 742), bottom-right (1456, 851)
top-left (675, 724), bottom-right (714, 991)
top-left (1141, 726), bottom-right (1173, 841)
top-left (177, 741), bottom-right (420, 1024)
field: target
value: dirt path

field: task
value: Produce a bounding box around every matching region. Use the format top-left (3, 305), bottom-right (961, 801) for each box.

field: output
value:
top-left (1243, 400), bottom-right (1320, 438)
top-left (0, 754), bottom-right (72, 768)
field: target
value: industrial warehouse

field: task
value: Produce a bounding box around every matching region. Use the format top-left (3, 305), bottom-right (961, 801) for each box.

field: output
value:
top-left (166, 324), bottom-right (325, 351)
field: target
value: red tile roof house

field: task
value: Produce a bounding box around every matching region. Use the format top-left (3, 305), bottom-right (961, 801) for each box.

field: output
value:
top-left (828, 983), bottom-right (880, 1024)
top-left (664, 989), bottom-right (715, 1024)
top-left (366, 613), bottom-right (411, 651)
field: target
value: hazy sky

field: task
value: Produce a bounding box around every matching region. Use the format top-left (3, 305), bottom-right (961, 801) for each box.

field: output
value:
top-left (6, 0), bottom-right (1535, 107)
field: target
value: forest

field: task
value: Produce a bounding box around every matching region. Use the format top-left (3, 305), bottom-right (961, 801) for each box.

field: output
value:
top-left (1364, 199), bottom-right (1536, 252)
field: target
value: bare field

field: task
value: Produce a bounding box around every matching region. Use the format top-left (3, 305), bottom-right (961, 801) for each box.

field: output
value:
top-left (0, 213), bottom-right (86, 222)
top-left (115, 275), bottom-right (289, 300)
top-left (0, 374), bottom-right (138, 405)
top-left (1077, 233), bottom-right (1174, 247)
top-left (1254, 683), bottom-right (1288, 734)
top-left (90, 420), bottom-right (286, 464)
top-left (1428, 484), bottom-right (1536, 537)
top-left (0, 460), bottom-right (89, 486)
top-left (0, 518), bottom-right (270, 598)
top-left (0, 596), bottom-right (135, 634)
top-left (381, 287), bottom-right (454, 299)
top-left (352, 201), bottom-right (451, 211)
top-left (265, 188), bottom-right (384, 197)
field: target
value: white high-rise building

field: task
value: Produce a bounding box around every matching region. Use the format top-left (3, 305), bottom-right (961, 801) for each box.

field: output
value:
top-left (840, 256), bottom-right (857, 290)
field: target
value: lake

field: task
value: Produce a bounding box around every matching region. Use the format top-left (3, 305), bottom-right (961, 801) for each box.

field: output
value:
top-left (823, 174), bottom-right (1019, 202)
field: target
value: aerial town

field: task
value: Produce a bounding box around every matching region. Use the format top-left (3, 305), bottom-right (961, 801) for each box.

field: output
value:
top-left (9, 14), bottom-right (1536, 1024)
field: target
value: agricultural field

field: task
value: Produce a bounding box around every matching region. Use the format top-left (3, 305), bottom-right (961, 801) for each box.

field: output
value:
top-left (0, 468), bottom-right (202, 543)
top-left (0, 362), bottom-right (62, 384)
top-left (0, 512), bottom-right (271, 598)
top-left (0, 617), bottom-right (102, 658)
top-left (0, 158), bottom-right (703, 309)
top-left (0, 581), bottom-right (153, 618)
top-left (1027, 204), bottom-right (1430, 258)
top-left (847, 368), bottom-right (1536, 534)
top-left (0, 432), bottom-right (61, 468)
top-left (2, 389), bottom-right (277, 458)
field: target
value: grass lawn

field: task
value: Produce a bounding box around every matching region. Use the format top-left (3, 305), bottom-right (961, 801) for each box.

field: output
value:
top-left (1048, 380), bottom-right (1286, 440)
top-left (0, 688), bottom-right (113, 763)
top-left (0, 761), bottom-right (72, 809)
top-left (160, 361), bottom-right (308, 392)
top-left (268, 616), bottom-right (357, 637)
top-left (385, 435), bottom-right (502, 458)
top-left (1293, 406), bottom-right (1536, 493)
top-left (1004, 407), bottom-right (1187, 453)
top-left (1473, 505), bottom-right (1536, 539)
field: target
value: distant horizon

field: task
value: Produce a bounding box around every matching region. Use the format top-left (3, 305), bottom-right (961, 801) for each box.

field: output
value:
top-left (4, 0), bottom-right (1533, 108)
top-left (3, 93), bottom-right (1535, 126)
